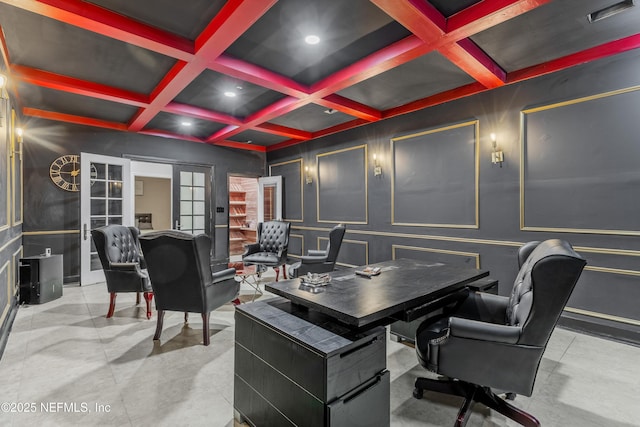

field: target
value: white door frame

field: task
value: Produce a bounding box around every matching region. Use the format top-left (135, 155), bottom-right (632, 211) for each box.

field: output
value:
top-left (80, 153), bottom-right (131, 285)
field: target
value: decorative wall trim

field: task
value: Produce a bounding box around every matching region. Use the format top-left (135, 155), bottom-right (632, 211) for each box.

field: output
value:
top-left (337, 239), bottom-right (368, 267)
top-left (391, 120), bottom-right (479, 229)
top-left (0, 261), bottom-right (10, 328)
top-left (0, 235), bottom-right (22, 252)
top-left (23, 230), bottom-right (80, 235)
top-left (288, 234), bottom-right (304, 258)
top-left (269, 158), bottom-right (304, 223)
top-left (11, 246), bottom-right (22, 293)
top-left (391, 244), bottom-right (480, 268)
top-left (0, 100), bottom-right (8, 232)
top-left (316, 145), bottom-right (368, 224)
top-left (11, 109), bottom-right (22, 226)
top-left (565, 307), bottom-right (640, 328)
top-left (520, 85), bottom-right (640, 236)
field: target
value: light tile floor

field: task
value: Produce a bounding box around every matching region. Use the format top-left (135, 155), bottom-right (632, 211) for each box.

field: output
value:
top-left (1, 278), bottom-right (638, 427)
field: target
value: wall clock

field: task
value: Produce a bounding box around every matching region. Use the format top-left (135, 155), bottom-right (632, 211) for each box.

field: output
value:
top-left (49, 154), bottom-right (97, 192)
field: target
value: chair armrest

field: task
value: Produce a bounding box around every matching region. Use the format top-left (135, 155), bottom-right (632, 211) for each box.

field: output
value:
top-left (211, 267), bottom-right (236, 283)
top-left (243, 243), bottom-right (261, 256)
top-left (449, 317), bottom-right (520, 344)
top-left (300, 255), bottom-right (327, 264)
top-left (109, 262), bottom-right (140, 272)
top-left (307, 249), bottom-right (327, 257)
top-left (456, 291), bottom-right (510, 324)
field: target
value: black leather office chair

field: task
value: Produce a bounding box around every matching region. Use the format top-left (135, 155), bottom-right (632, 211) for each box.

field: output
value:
top-left (413, 239), bottom-right (586, 427)
top-left (289, 224), bottom-right (346, 278)
top-left (139, 230), bottom-right (239, 346)
top-left (92, 224), bottom-right (154, 319)
top-left (242, 220), bottom-right (291, 281)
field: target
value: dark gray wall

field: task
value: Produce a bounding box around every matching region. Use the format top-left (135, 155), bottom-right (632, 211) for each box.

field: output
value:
top-left (22, 120), bottom-right (265, 282)
top-left (267, 49), bottom-right (640, 345)
top-left (0, 93), bottom-right (24, 358)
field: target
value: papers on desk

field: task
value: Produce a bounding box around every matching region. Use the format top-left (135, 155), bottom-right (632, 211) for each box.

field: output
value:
top-left (355, 266), bottom-right (382, 278)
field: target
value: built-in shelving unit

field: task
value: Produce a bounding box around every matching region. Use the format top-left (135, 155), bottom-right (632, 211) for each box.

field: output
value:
top-left (229, 178), bottom-right (258, 256)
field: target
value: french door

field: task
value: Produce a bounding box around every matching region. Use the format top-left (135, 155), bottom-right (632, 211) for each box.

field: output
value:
top-left (173, 164), bottom-right (213, 238)
top-left (80, 153), bottom-right (132, 285)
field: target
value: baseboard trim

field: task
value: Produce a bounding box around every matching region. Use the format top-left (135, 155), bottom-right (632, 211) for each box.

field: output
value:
top-left (559, 312), bottom-right (640, 347)
top-left (0, 297), bottom-right (19, 360)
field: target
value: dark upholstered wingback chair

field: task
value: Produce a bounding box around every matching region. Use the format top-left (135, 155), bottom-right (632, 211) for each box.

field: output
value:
top-left (289, 224), bottom-right (346, 278)
top-left (413, 239), bottom-right (586, 427)
top-left (92, 224), bottom-right (154, 319)
top-left (242, 220), bottom-right (291, 281)
top-left (138, 230), bottom-right (239, 346)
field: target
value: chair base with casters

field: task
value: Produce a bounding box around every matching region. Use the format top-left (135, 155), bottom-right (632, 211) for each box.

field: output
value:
top-left (106, 291), bottom-right (154, 319)
top-left (412, 240), bottom-right (586, 427)
top-left (413, 378), bottom-right (539, 427)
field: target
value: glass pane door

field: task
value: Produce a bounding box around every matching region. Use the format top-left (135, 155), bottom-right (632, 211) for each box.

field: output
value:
top-left (258, 176), bottom-right (282, 222)
top-left (80, 153), bottom-right (131, 285)
top-left (172, 165), bottom-right (213, 238)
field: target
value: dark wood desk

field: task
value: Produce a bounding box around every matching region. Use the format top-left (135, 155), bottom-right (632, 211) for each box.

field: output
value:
top-left (265, 258), bottom-right (489, 328)
top-left (235, 259), bottom-right (489, 426)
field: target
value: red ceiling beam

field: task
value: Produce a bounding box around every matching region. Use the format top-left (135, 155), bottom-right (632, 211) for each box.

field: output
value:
top-left (206, 96), bottom-right (306, 142)
top-left (210, 54), bottom-right (309, 98)
top-left (164, 101), bottom-right (242, 126)
top-left (212, 140), bottom-right (266, 152)
top-left (23, 107), bottom-right (128, 131)
top-left (371, 0), bottom-right (506, 88)
top-left (255, 122), bottom-right (312, 140)
top-left (508, 33), bottom-right (640, 84)
top-left (128, 0), bottom-right (276, 132)
top-left (12, 64), bottom-right (149, 107)
top-left (447, 0), bottom-right (553, 39)
top-left (317, 94), bottom-right (382, 121)
top-left (0, 0), bottom-right (194, 60)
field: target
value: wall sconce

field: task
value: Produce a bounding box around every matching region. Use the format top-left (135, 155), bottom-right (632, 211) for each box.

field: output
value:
top-left (373, 153), bottom-right (382, 176)
top-left (11, 127), bottom-right (23, 158)
top-left (490, 133), bottom-right (504, 167)
top-left (304, 165), bottom-right (313, 184)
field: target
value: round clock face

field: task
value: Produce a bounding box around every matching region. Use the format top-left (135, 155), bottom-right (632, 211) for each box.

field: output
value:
top-left (49, 154), bottom-right (81, 192)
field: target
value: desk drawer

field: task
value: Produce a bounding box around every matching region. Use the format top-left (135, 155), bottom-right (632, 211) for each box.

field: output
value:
top-left (236, 310), bottom-right (386, 402)
top-left (327, 370), bottom-right (390, 427)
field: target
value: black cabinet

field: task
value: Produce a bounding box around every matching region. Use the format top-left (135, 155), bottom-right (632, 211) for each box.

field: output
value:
top-left (19, 255), bottom-right (63, 304)
top-left (234, 298), bottom-right (389, 427)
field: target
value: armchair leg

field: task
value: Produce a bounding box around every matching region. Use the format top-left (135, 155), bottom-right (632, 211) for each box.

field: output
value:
top-left (136, 292), bottom-right (140, 305)
top-left (274, 267), bottom-right (280, 281)
top-left (106, 293), bottom-right (117, 318)
top-left (413, 377), bottom-right (540, 427)
top-left (143, 292), bottom-right (153, 319)
top-left (154, 310), bottom-right (165, 341)
top-left (202, 312), bottom-right (210, 346)
top-left (184, 312), bottom-right (189, 323)
top-left (282, 265), bottom-right (287, 279)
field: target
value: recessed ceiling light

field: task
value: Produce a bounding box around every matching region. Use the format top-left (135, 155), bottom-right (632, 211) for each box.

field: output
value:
top-left (246, 140), bottom-right (253, 144)
top-left (224, 91), bottom-right (237, 97)
top-left (305, 35), bottom-right (320, 45)
top-left (181, 121), bottom-right (192, 126)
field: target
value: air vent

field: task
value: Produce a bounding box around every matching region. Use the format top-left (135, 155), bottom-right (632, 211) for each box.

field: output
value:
top-left (587, 0), bottom-right (634, 23)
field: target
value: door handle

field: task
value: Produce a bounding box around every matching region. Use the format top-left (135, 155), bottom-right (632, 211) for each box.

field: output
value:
top-left (83, 223), bottom-right (89, 240)
top-left (175, 220), bottom-right (181, 230)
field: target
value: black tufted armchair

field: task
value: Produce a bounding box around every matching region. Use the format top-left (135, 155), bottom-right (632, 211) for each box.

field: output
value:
top-left (92, 224), bottom-right (154, 319)
top-left (413, 239), bottom-right (586, 427)
top-left (242, 220), bottom-right (291, 281)
top-left (289, 224), bottom-right (346, 278)
top-left (139, 230), bottom-right (239, 346)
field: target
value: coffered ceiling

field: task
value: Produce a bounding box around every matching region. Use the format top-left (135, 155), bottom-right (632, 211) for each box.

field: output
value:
top-left (0, 0), bottom-right (638, 152)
